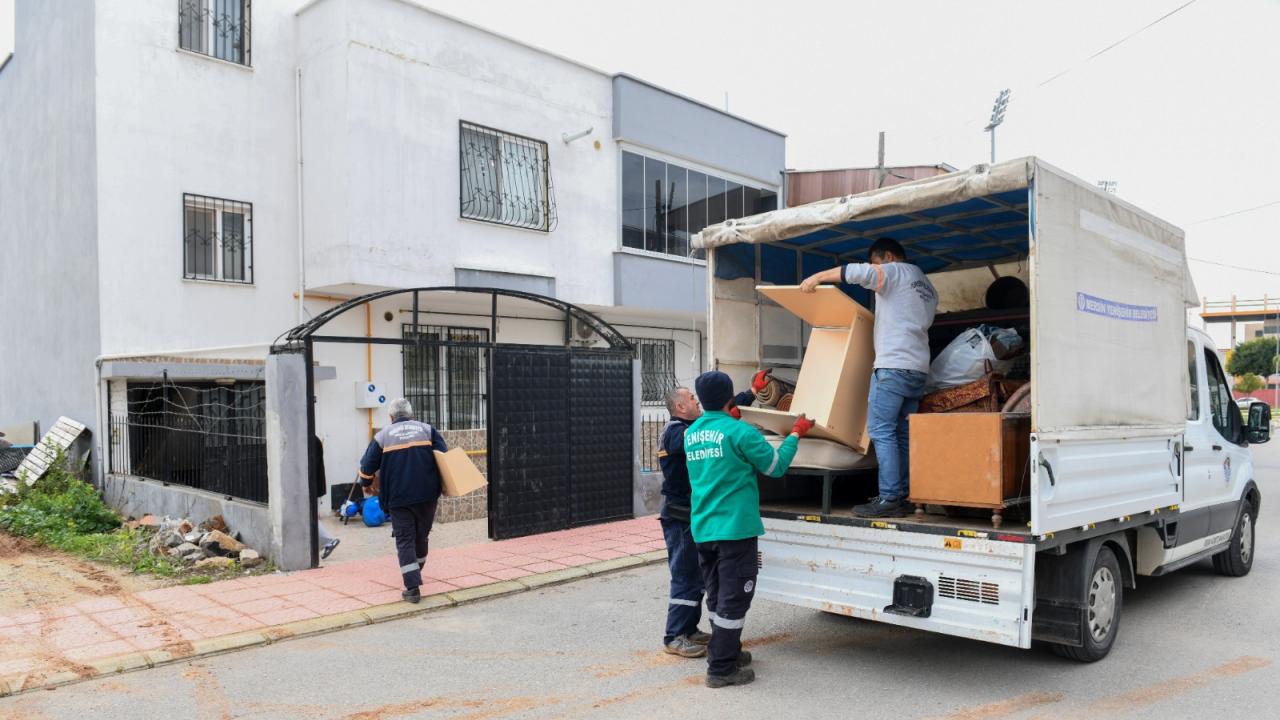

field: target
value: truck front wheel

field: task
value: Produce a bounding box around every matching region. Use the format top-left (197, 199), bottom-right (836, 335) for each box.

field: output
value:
top-left (1053, 545), bottom-right (1123, 662)
top-left (1212, 501), bottom-right (1255, 577)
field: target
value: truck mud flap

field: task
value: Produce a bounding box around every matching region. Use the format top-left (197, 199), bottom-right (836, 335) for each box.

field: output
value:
top-left (759, 518), bottom-right (1036, 648)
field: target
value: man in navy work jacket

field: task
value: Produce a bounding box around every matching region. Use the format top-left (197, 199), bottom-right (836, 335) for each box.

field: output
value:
top-left (657, 386), bottom-right (712, 659)
top-left (800, 237), bottom-right (938, 518)
top-left (357, 398), bottom-right (448, 604)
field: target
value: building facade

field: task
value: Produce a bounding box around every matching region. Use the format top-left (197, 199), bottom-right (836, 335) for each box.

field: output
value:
top-left (0, 0), bottom-right (785, 525)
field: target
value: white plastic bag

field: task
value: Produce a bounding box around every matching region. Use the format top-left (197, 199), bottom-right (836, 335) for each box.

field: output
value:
top-left (926, 326), bottom-right (1023, 392)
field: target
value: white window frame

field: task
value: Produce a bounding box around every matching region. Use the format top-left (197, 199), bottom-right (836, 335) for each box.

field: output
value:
top-left (616, 141), bottom-right (779, 264)
top-left (183, 194), bottom-right (253, 284)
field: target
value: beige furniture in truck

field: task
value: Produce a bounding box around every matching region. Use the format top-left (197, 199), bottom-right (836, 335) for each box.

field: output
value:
top-left (737, 286), bottom-right (875, 454)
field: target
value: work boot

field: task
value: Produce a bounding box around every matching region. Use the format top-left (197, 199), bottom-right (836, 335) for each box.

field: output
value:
top-left (853, 497), bottom-right (911, 518)
top-left (402, 587), bottom-right (421, 604)
top-left (688, 630), bottom-right (711, 645)
top-left (705, 667), bottom-right (755, 688)
top-left (664, 636), bottom-right (706, 658)
top-left (736, 650), bottom-right (753, 667)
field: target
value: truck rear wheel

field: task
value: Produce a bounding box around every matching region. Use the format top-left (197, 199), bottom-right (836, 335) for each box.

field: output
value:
top-left (1212, 501), bottom-right (1255, 578)
top-left (1052, 545), bottom-right (1122, 662)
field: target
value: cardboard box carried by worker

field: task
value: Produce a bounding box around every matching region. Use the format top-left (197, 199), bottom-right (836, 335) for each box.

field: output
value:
top-left (435, 448), bottom-right (488, 497)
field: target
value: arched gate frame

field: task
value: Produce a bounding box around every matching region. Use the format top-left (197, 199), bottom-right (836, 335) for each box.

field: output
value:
top-left (272, 287), bottom-right (637, 567)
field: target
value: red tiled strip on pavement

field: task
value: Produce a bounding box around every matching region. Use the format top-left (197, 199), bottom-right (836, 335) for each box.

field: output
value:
top-left (0, 516), bottom-right (666, 696)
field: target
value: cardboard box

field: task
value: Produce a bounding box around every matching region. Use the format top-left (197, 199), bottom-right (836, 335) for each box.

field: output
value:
top-left (434, 448), bottom-right (488, 497)
top-left (737, 286), bottom-right (875, 453)
top-left (908, 413), bottom-right (1031, 509)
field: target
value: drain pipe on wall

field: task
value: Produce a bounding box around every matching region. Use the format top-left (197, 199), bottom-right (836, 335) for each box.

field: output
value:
top-left (295, 66), bottom-right (306, 326)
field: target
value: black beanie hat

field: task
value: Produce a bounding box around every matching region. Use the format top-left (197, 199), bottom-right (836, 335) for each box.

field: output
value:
top-left (695, 371), bottom-right (735, 412)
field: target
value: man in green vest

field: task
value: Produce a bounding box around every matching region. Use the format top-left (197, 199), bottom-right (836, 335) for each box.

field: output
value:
top-left (685, 370), bottom-right (814, 688)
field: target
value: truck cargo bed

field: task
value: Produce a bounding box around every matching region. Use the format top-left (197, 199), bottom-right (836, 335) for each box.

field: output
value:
top-left (759, 500), bottom-right (1036, 543)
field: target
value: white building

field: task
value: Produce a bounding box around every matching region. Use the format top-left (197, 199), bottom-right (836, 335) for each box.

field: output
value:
top-left (0, 0), bottom-right (784, 527)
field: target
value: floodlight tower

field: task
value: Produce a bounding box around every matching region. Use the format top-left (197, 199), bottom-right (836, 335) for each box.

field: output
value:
top-left (985, 89), bottom-right (1011, 165)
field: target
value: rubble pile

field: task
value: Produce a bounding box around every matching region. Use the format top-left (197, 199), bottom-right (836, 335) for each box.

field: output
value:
top-left (131, 514), bottom-right (265, 569)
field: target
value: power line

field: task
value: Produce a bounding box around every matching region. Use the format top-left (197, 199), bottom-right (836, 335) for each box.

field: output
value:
top-left (1188, 257), bottom-right (1280, 277)
top-left (919, 0), bottom-right (1199, 148)
top-left (1035, 0), bottom-right (1198, 88)
top-left (1188, 199), bottom-right (1280, 225)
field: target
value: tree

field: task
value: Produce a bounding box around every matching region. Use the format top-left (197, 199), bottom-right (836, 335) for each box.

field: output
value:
top-left (1234, 373), bottom-right (1264, 394)
top-left (1226, 337), bottom-right (1279, 378)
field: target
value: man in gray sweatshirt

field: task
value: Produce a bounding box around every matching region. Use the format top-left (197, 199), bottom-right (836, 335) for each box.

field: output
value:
top-left (800, 238), bottom-right (938, 517)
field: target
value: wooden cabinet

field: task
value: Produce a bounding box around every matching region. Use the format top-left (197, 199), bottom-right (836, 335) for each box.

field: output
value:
top-left (908, 413), bottom-right (1031, 527)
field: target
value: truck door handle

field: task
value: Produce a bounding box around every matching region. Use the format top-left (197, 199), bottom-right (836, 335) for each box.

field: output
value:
top-left (1212, 444), bottom-right (1223, 451)
top-left (1038, 455), bottom-right (1056, 486)
top-left (1183, 445), bottom-right (1195, 452)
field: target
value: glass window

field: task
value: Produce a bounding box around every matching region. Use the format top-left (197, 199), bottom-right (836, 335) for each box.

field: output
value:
top-left (179, 0), bottom-right (250, 66)
top-left (630, 338), bottom-right (678, 404)
top-left (1203, 348), bottom-right (1232, 437)
top-left (403, 326), bottom-right (489, 431)
top-left (666, 164), bottom-right (688, 257)
top-left (707, 176), bottom-right (727, 228)
top-left (183, 194), bottom-right (251, 283)
top-left (643, 157), bottom-right (665, 253)
top-left (459, 122), bottom-right (555, 232)
top-left (622, 152), bottom-right (645, 250)
top-left (1187, 340), bottom-right (1200, 420)
top-left (742, 186), bottom-right (761, 219)
top-left (757, 188), bottom-right (778, 214)
top-left (687, 170), bottom-right (708, 236)
top-left (726, 181), bottom-right (744, 219)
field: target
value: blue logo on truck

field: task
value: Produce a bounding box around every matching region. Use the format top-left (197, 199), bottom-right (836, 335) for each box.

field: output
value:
top-left (1076, 292), bottom-right (1158, 322)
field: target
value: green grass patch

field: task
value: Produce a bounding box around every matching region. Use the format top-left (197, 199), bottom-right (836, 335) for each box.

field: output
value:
top-left (1, 445), bottom-right (274, 581)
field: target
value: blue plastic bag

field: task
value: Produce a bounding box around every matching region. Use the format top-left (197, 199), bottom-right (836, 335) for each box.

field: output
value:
top-left (361, 495), bottom-right (386, 527)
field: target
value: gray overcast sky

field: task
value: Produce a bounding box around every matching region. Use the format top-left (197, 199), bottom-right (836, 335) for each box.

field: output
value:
top-left (427, 0), bottom-right (1279, 346)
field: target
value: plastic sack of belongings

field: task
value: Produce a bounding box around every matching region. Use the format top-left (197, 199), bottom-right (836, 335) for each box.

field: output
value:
top-left (926, 325), bottom-right (1024, 392)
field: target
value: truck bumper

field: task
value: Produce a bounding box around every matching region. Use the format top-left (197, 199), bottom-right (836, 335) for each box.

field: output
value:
top-left (759, 518), bottom-right (1036, 649)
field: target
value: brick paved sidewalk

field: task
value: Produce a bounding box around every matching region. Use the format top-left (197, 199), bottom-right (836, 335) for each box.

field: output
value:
top-left (0, 516), bottom-right (665, 696)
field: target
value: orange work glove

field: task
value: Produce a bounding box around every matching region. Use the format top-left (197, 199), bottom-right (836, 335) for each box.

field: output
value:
top-left (729, 405), bottom-right (743, 420)
top-left (791, 414), bottom-right (814, 437)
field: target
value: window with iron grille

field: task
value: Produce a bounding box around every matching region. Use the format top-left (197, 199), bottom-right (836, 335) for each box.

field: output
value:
top-left (403, 325), bottom-right (489, 430)
top-left (179, 0), bottom-right (251, 66)
top-left (459, 121), bottom-right (557, 232)
top-left (630, 338), bottom-right (678, 405)
top-left (183, 194), bottom-right (253, 283)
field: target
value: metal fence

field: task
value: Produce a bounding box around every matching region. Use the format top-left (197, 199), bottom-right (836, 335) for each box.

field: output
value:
top-left (630, 337), bottom-right (678, 406)
top-left (640, 410), bottom-right (668, 473)
top-left (108, 380), bottom-right (268, 503)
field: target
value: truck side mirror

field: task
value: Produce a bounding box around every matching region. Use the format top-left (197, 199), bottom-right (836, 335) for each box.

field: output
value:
top-left (1248, 403), bottom-right (1271, 444)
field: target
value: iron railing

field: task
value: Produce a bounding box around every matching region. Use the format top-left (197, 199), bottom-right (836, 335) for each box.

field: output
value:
top-left (403, 325), bottom-right (489, 430)
top-left (183, 193), bottom-right (253, 283)
top-left (179, 0), bottom-right (251, 66)
top-left (630, 337), bottom-right (678, 405)
top-left (108, 381), bottom-right (268, 503)
top-left (459, 121), bottom-right (557, 232)
top-left (639, 410), bottom-right (667, 473)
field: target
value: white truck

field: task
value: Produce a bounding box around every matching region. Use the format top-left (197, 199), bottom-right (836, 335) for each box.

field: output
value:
top-left (693, 157), bottom-right (1272, 660)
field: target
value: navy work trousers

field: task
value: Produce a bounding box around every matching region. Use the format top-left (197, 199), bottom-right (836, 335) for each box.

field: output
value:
top-left (697, 536), bottom-right (758, 676)
top-left (661, 515), bottom-right (704, 644)
top-left (390, 499), bottom-right (438, 590)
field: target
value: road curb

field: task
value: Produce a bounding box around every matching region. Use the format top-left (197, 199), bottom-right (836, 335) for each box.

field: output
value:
top-left (0, 548), bottom-right (666, 698)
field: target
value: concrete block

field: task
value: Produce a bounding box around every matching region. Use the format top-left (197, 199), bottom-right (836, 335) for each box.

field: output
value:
top-left (637, 550), bottom-right (668, 563)
top-left (189, 631), bottom-right (269, 656)
top-left (633, 470), bottom-right (663, 516)
top-left (361, 594), bottom-right (453, 623)
top-left (278, 611), bottom-right (370, 638)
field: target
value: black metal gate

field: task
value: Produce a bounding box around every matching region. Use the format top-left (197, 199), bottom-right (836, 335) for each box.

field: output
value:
top-left (275, 287), bottom-right (636, 561)
top-left (488, 347), bottom-right (634, 539)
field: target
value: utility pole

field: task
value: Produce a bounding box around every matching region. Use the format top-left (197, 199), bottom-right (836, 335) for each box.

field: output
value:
top-left (877, 131), bottom-right (886, 188)
top-left (984, 89), bottom-right (1011, 165)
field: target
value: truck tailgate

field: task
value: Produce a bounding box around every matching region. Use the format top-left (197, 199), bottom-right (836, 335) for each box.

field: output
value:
top-left (759, 518), bottom-right (1035, 648)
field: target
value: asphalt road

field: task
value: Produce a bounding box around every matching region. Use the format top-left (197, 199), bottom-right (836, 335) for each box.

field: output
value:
top-left (5, 441), bottom-right (1278, 720)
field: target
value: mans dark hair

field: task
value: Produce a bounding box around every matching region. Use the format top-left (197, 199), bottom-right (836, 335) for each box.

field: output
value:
top-left (868, 238), bottom-right (907, 262)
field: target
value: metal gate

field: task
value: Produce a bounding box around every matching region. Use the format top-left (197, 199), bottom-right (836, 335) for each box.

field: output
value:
top-left (275, 287), bottom-right (636, 561)
top-left (488, 347), bottom-right (634, 539)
